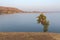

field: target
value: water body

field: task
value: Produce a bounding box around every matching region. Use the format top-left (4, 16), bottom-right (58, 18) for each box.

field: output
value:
top-left (0, 13), bottom-right (60, 33)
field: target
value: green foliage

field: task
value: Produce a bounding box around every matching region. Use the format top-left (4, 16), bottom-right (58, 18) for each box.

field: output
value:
top-left (37, 13), bottom-right (49, 32)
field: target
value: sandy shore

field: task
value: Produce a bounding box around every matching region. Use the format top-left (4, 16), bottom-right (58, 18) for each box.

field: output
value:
top-left (0, 32), bottom-right (60, 40)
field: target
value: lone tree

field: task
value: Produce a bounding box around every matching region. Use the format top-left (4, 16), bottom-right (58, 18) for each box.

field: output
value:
top-left (37, 13), bottom-right (49, 32)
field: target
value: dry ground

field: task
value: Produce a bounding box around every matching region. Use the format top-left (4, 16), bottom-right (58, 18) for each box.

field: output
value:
top-left (0, 32), bottom-right (60, 40)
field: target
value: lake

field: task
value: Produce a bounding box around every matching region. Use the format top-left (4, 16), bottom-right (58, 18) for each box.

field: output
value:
top-left (0, 13), bottom-right (60, 33)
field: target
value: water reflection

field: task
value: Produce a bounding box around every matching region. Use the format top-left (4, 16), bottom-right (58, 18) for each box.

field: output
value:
top-left (37, 13), bottom-right (49, 32)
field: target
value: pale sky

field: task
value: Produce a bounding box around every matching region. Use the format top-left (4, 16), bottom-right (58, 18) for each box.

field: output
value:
top-left (0, 0), bottom-right (60, 11)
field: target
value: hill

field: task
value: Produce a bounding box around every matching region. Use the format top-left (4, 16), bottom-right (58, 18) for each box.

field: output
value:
top-left (0, 6), bottom-right (23, 14)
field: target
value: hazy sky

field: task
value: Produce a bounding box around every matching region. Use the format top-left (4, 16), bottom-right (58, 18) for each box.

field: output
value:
top-left (0, 0), bottom-right (60, 11)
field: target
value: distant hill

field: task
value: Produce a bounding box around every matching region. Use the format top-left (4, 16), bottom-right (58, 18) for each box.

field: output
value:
top-left (0, 6), bottom-right (23, 14)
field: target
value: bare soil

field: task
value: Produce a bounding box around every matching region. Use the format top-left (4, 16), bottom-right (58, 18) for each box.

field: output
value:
top-left (0, 32), bottom-right (60, 40)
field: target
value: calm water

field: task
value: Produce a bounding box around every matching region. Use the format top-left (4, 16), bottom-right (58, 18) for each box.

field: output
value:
top-left (0, 13), bottom-right (60, 33)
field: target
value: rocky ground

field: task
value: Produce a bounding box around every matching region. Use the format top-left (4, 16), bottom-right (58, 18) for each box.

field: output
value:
top-left (0, 32), bottom-right (60, 40)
